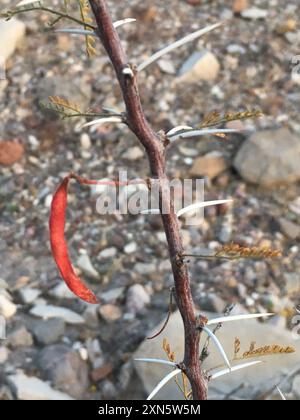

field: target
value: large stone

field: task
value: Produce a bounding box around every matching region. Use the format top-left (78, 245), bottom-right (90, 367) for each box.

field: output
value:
top-left (234, 128), bottom-right (300, 186)
top-left (37, 345), bottom-right (89, 398)
top-left (0, 19), bottom-right (26, 61)
top-left (134, 310), bottom-right (300, 399)
top-left (30, 305), bottom-right (84, 325)
top-left (176, 51), bottom-right (220, 84)
top-left (30, 318), bottom-right (66, 346)
top-left (8, 371), bottom-right (73, 400)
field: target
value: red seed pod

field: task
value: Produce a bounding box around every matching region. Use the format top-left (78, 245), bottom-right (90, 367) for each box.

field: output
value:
top-left (49, 176), bottom-right (99, 304)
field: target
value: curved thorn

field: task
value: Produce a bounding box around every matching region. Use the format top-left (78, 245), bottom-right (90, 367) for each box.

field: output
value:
top-left (138, 22), bottom-right (223, 72)
top-left (202, 326), bottom-right (231, 370)
top-left (168, 128), bottom-right (240, 142)
top-left (276, 386), bottom-right (287, 401)
top-left (81, 116), bottom-right (123, 129)
top-left (177, 199), bottom-right (233, 218)
top-left (113, 18), bottom-right (136, 28)
top-left (134, 358), bottom-right (177, 367)
top-left (207, 313), bottom-right (274, 326)
top-left (210, 361), bottom-right (262, 380)
top-left (147, 369), bottom-right (182, 400)
top-left (166, 126), bottom-right (193, 136)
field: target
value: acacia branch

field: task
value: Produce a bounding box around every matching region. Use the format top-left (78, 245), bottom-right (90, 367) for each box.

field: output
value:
top-left (89, 0), bottom-right (207, 400)
top-left (2, 5), bottom-right (96, 29)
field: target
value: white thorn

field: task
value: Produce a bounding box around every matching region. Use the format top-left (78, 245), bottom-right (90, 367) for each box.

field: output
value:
top-left (113, 18), bottom-right (137, 29)
top-left (166, 126), bottom-right (193, 136)
top-left (134, 358), bottom-right (177, 367)
top-left (207, 313), bottom-right (274, 326)
top-left (211, 361), bottom-right (262, 380)
top-left (168, 128), bottom-right (240, 142)
top-left (147, 369), bottom-right (181, 400)
top-left (141, 200), bottom-right (232, 217)
top-left (138, 22), bottom-right (223, 72)
top-left (177, 199), bottom-right (233, 218)
top-left (81, 116), bottom-right (123, 129)
top-left (54, 28), bottom-right (96, 36)
top-left (16, 0), bottom-right (41, 6)
top-left (202, 326), bottom-right (231, 370)
top-left (54, 19), bottom-right (136, 38)
top-left (276, 386), bottom-right (287, 401)
top-left (122, 67), bottom-right (134, 78)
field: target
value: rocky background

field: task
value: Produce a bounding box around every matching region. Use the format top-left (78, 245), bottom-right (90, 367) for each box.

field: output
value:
top-left (0, 0), bottom-right (300, 400)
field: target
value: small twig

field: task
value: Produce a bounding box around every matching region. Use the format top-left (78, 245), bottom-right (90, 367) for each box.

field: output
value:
top-left (3, 5), bottom-right (96, 29)
top-left (147, 287), bottom-right (175, 340)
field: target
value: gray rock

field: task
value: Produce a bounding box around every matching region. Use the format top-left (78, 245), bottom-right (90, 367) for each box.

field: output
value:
top-left (124, 242), bottom-right (138, 254)
top-left (19, 288), bottom-right (40, 304)
top-left (8, 326), bottom-right (33, 348)
top-left (100, 379), bottom-right (118, 399)
top-left (8, 371), bottom-right (73, 400)
top-left (292, 375), bottom-right (300, 399)
top-left (234, 128), bottom-right (300, 186)
top-left (177, 51), bottom-right (220, 84)
top-left (126, 284), bottom-right (150, 315)
top-left (284, 273), bottom-right (300, 296)
top-left (99, 247), bottom-right (117, 259)
top-left (134, 262), bottom-right (157, 275)
top-left (86, 338), bottom-right (104, 369)
top-left (30, 305), bottom-right (85, 325)
top-left (200, 293), bottom-right (226, 313)
top-left (37, 345), bottom-right (89, 398)
top-left (77, 254), bottom-right (100, 280)
top-left (134, 310), bottom-right (300, 399)
top-left (0, 19), bottom-right (26, 61)
top-left (279, 218), bottom-right (300, 240)
top-left (50, 283), bottom-right (75, 300)
top-left (30, 318), bottom-right (65, 346)
top-left (101, 287), bottom-right (125, 303)
top-left (218, 225), bottom-right (232, 243)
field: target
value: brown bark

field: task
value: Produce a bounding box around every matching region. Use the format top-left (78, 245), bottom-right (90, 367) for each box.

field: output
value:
top-left (89, 0), bottom-right (207, 400)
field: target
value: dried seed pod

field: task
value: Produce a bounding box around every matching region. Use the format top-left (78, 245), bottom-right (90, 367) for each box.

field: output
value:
top-left (49, 176), bottom-right (99, 304)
